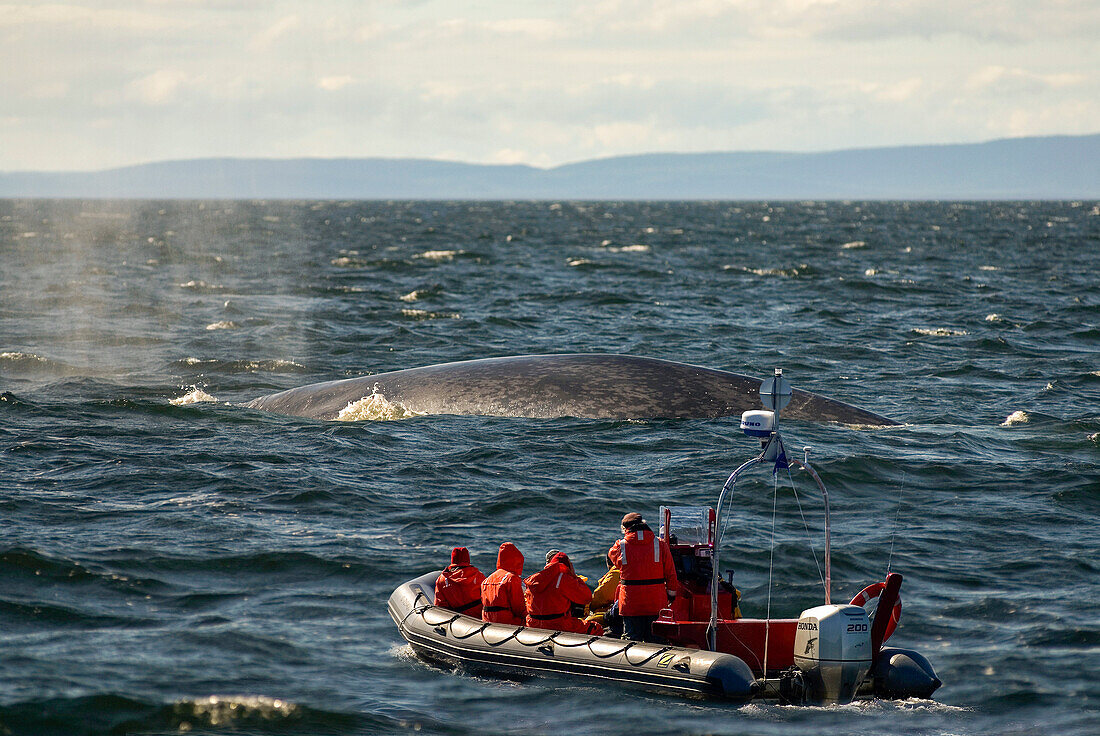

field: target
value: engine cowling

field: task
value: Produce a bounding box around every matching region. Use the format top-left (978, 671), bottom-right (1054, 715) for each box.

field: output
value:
top-left (793, 604), bottom-right (872, 704)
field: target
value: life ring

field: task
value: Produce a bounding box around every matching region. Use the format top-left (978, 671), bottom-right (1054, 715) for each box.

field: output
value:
top-left (850, 582), bottom-right (901, 643)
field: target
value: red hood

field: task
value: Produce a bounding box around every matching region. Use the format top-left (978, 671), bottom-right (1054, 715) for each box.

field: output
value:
top-left (496, 542), bottom-right (524, 575)
top-left (450, 547), bottom-right (471, 566)
top-left (526, 560), bottom-right (568, 592)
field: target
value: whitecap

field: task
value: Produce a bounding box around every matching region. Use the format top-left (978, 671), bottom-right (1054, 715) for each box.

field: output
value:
top-left (170, 388), bottom-right (218, 405)
top-left (0, 351), bottom-right (49, 364)
top-left (985, 314), bottom-right (1003, 322)
top-left (179, 280), bottom-right (224, 291)
top-left (204, 321), bottom-right (237, 330)
top-left (400, 308), bottom-right (459, 320)
top-left (416, 249), bottom-right (461, 261)
top-left (912, 327), bottom-right (968, 337)
top-left (1002, 410), bottom-right (1029, 426)
top-left (608, 244), bottom-right (650, 253)
top-left (734, 265), bottom-right (805, 277)
top-left (841, 240), bottom-right (867, 249)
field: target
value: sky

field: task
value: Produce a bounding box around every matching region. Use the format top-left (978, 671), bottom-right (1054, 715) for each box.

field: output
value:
top-left (2, 0), bottom-right (1098, 171)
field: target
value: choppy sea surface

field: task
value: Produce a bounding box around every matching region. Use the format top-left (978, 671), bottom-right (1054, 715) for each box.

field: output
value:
top-left (1, 200), bottom-right (1098, 736)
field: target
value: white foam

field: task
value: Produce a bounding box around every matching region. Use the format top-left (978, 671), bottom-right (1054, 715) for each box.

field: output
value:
top-left (985, 314), bottom-right (1003, 322)
top-left (400, 308), bottom-right (460, 320)
top-left (1002, 410), bottom-right (1030, 426)
top-left (337, 390), bottom-right (425, 421)
top-left (416, 249), bottom-right (461, 261)
top-left (204, 321), bottom-right (238, 330)
top-left (912, 327), bottom-right (968, 337)
top-left (170, 388), bottom-right (219, 405)
top-left (841, 240), bottom-right (867, 249)
top-left (0, 351), bottom-right (48, 363)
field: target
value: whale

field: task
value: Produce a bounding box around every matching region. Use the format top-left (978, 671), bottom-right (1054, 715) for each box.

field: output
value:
top-left (244, 354), bottom-right (898, 425)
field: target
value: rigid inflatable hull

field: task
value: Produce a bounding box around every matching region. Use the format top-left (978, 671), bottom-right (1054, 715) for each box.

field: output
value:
top-left (389, 573), bottom-right (940, 703)
top-left (389, 572), bottom-right (758, 701)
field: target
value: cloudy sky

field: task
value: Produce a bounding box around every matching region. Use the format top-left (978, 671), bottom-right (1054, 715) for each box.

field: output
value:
top-left (2, 0), bottom-right (1098, 171)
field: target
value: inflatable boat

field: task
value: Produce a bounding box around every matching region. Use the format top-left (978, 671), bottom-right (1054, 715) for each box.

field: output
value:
top-left (389, 370), bottom-right (941, 704)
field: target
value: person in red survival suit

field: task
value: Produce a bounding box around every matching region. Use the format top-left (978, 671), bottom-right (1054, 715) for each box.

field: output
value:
top-left (481, 542), bottom-right (526, 625)
top-left (434, 547), bottom-right (486, 617)
top-left (524, 551), bottom-right (604, 635)
top-left (608, 512), bottom-right (679, 642)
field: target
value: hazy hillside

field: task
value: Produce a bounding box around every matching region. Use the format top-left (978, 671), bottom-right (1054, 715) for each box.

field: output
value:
top-left (2, 134), bottom-right (1097, 199)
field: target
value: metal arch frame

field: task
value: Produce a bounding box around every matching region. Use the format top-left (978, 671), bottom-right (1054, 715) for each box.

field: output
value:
top-left (705, 434), bottom-right (832, 652)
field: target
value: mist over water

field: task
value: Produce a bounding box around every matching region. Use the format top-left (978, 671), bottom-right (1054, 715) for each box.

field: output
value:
top-left (1, 200), bottom-right (1098, 735)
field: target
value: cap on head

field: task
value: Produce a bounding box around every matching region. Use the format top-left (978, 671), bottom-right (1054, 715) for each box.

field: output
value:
top-left (545, 549), bottom-right (561, 564)
top-left (621, 512), bottom-right (644, 530)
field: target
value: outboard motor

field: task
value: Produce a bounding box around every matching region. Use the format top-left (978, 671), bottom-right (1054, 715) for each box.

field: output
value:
top-left (793, 604), bottom-right (872, 704)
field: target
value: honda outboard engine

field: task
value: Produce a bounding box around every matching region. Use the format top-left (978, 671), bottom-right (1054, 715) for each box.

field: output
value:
top-left (793, 604), bottom-right (872, 704)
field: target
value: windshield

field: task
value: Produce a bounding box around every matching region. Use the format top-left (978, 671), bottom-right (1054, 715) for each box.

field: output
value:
top-left (660, 506), bottom-right (712, 546)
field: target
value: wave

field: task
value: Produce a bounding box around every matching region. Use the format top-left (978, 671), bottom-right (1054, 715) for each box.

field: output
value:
top-left (400, 308), bottom-right (461, 320)
top-left (399, 285), bottom-right (443, 302)
top-left (170, 387), bottom-right (219, 405)
top-left (724, 263), bottom-right (813, 278)
top-left (0, 351), bottom-right (82, 377)
top-left (911, 327), bottom-right (969, 337)
top-left (0, 693), bottom-right (361, 736)
top-left (415, 249), bottom-right (464, 261)
top-left (172, 358), bottom-right (308, 374)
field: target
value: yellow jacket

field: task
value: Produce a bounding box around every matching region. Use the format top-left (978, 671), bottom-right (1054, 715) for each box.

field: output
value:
top-left (584, 568), bottom-right (621, 621)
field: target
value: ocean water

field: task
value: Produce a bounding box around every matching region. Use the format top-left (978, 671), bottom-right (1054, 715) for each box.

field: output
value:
top-left (1, 199), bottom-right (1098, 736)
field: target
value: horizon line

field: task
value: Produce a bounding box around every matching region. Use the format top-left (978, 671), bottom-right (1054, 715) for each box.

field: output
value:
top-left (6, 131), bottom-right (1098, 176)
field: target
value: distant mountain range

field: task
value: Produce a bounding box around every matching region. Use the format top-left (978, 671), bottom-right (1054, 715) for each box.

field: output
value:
top-left (2, 134), bottom-right (1097, 199)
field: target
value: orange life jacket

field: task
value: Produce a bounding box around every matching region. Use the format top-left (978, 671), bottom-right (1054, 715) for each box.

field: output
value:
top-left (523, 553), bottom-right (593, 633)
top-left (481, 542), bottom-right (526, 625)
top-left (609, 526), bottom-right (679, 617)
top-left (434, 547), bottom-right (486, 617)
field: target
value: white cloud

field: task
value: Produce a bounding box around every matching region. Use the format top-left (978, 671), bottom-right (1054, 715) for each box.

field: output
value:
top-left (318, 75), bottom-right (355, 91)
top-left (966, 65), bottom-right (1087, 92)
top-left (0, 0), bottom-right (1096, 170)
top-left (126, 69), bottom-right (191, 105)
top-left (247, 14), bottom-right (300, 51)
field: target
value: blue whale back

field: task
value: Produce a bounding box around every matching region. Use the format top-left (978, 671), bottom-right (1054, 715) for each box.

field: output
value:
top-left (245, 354), bottom-right (897, 425)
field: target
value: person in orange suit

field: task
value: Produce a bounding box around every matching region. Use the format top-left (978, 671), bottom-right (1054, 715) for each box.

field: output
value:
top-left (434, 547), bottom-right (486, 617)
top-left (524, 551), bottom-right (603, 635)
top-left (608, 512), bottom-right (679, 642)
top-left (481, 542), bottom-right (526, 625)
